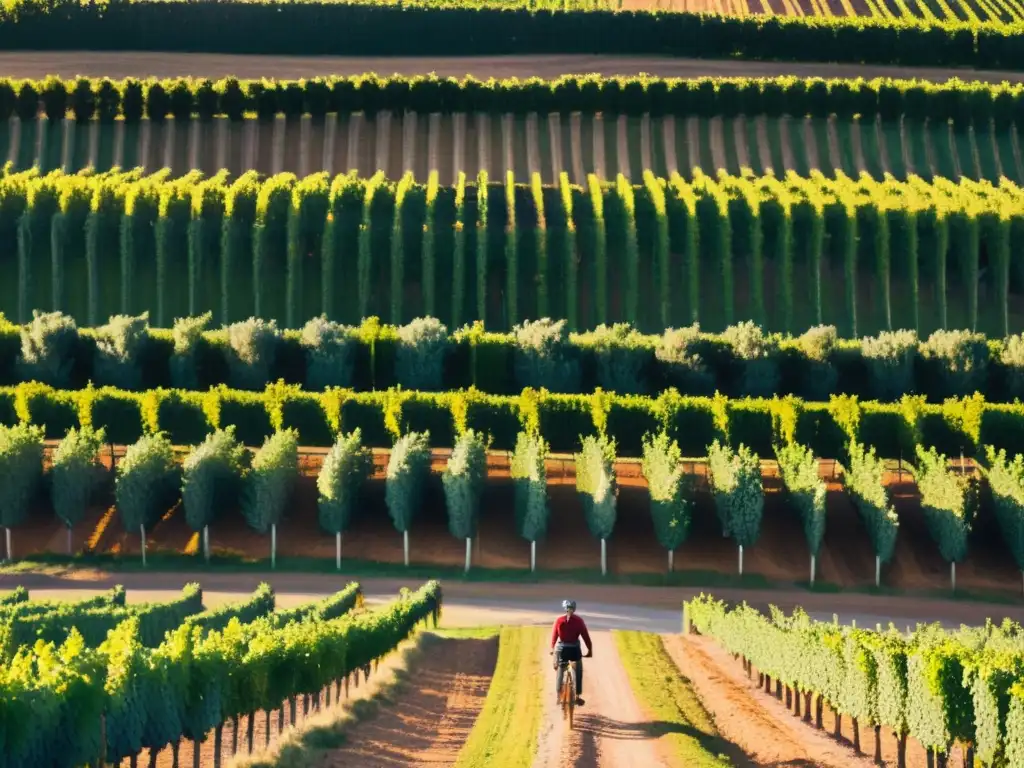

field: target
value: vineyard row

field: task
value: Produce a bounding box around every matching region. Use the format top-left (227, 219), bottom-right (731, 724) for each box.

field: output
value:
top-left (685, 594), bottom-right (1024, 766)
top-left (1, 167), bottom-right (1021, 338)
top-left (0, 72), bottom-right (1020, 124)
top-left (1, 579), bottom-right (442, 768)
top-left (4, 2), bottom-right (1024, 71)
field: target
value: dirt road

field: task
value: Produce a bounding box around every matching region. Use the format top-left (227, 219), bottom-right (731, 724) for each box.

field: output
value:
top-left (4, 568), bottom-right (1019, 630)
top-left (531, 630), bottom-right (670, 768)
top-left (0, 52), bottom-right (1021, 85)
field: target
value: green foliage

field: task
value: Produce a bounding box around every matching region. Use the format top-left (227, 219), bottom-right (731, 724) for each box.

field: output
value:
top-left (985, 446), bottom-right (1024, 571)
top-left (181, 426), bottom-right (248, 532)
top-left (776, 441), bottom-right (827, 556)
top-left (267, 582), bottom-right (363, 627)
top-left (0, 423), bottom-right (44, 529)
top-left (301, 315), bottom-right (356, 390)
top-left (395, 316), bottom-right (449, 391)
top-left (919, 329), bottom-right (989, 400)
top-left (442, 429), bottom-right (487, 540)
top-left (51, 425), bottom-right (106, 530)
top-left (183, 582), bottom-right (275, 635)
top-left (914, 445), bottom-right (978, 564)
top-left (843, 441), bottom-right (899, 563)
top-left (575, 434), bottom-right (617, 541)
top-left (316, 429), bottom-right (372, 536)
top-left (706, 439), bottom-right (763, 547)
top-left (114, 433), bottom-right (177, 533)
top-left (574, 323), bottom-right (651, 395)
top-left (0, 586), bottom-right (27, 605)
top-left (861, 330), bottom-right (918, 402)
top-left (17, 310), bottom-right (78, 388)
top-left (510, 431), bottom-right (548, 543)
top-left (225, 317), bottom-right (279, 391)
top-left (385, 431), bottom-right (431, 534)
top-left (641, 431), bottom-right (692, 551)
top-left (169, 311), bottom-right (210, 390)
top-left (513, 318), bottom-right (580, 393)
top-left (241, 429), bottom-right (299, 534)
top-left (93, 312), bottom-right (149, 390)
top-left (656, 325), bottom-right (715, 395)
top-left (721, 321), bottom-right (780, 398)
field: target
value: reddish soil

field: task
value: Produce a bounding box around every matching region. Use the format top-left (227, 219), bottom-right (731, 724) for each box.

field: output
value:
top-left (9, 450), bottom-right (1024, 604)
top-left (316, 635), bottom-right (497, 767)
top-left (663, 634), bottom-right (871, 768)
top-left (672, 633), bottom-right (969, 768)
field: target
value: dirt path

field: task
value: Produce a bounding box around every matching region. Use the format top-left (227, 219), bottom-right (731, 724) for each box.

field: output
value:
top-left (662, 634), bottom-right (876, 768)
top-left (317, 635), bottom-right (498, 767)
top-left (5, 568), bottom-right (1023, 630)
top-left (6, 52), bottom-right (1024, 85)
top-left (531, 630), bottom-right (670, 768)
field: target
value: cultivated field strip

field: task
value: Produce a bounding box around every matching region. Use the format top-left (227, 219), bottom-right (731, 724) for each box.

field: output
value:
top-left (671, 0), bottom-right (1024, 23)
top-left (7, 111), bottom-right (1024, 184)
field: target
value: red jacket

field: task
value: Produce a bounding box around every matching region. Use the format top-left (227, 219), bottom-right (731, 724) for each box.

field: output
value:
top-left (550, 614), bottom-right (592, 650)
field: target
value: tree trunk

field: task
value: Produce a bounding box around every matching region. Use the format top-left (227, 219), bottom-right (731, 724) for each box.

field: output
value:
top-left (785, 686), bottom-right (792, 708)
top-left (897, 732), bottom-right (907, 768)
top-left (601, 538), bottom-right (607, 575)
top-left (193, 738), bottom-right (201, 768)
top-left (852, 717), bottom-right (860, 752)
top-left (231, 718), bottom-right (238, 756)
top-left (130, 754), bottom-right (138, 768)
top-left (530, 540), bottom-right (536, 572)
top-left (465, 537), bottom-right (472, 573)
top-left (963, 746), bottom-right (974, 767)
top-left (326, 683), bottom-right (332, 708)
top-left (203, 525), bottom-right (210, 563)
top-left (738, 544), bottom-right (744, 575)
top-left (668, 548), bottom-right (673, 572)
top-left (804, 691), bottom-right (813, 722)
top-left (213, 724), bottom-right (222, 768)
top-left (247, 713), bottom-right (254, 753)
top-left (874, 725), bottom-right (882, 763)
top-left (816, 697), bottom-right (824, 729)
top-left (758, 672), bottom-right (764, 688)
top-left (336, 531), bottom-right (342, 570)
top-left (266, 710), bottom-right (272, 747)
top-left (794, 688), bottom-right (801, 717)
top-left (834, 712), bottom-right (842, 739)
top-left (172, 740), bottom-right (180, 768)
top-left (289, 696), bottom-right (297, 725)
top-left (67, 524), bottom-right (73, 555)
top-left (304, 693), bottom-right (310, 716)
top-left (937, 751), bottom-right (948, 768)
top-left (271, 523), bottom-right (277, 569)
top-left (148, 748), bottom-right (158, 768)
top-left (403, 530), bottom-right (409, 566)
top-left (775, 679), bottom-right (782, 700)
top-left (926, 748), bottom-right (934, 768)
top-left (278, 706), bottom-right (284, 733)
top-left (140, 524), bottom-right (147, 567)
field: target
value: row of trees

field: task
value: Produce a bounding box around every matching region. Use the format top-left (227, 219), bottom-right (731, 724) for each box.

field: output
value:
top-left (686, 594), bottom-right (1024, 767)
top-left (0, 166), bottom-right (1017, 336)
top-left (0, 72), bottom-right (1019, 124)
top-left (2, 413), bottom-right (1011, 586)
top-left (18, 304), bottom-right (1024, 405)
top-left (0, 579), bottom-right (441, 768)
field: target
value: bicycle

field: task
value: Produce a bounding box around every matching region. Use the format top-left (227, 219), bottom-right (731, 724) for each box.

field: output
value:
top-left (558, 658), bottom-right (577, 729)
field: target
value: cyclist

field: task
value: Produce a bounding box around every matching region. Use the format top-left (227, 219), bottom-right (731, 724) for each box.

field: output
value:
top-left (550, 599), bottom-right (593, 706)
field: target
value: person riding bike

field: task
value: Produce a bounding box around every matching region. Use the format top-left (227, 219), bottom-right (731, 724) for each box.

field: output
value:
top-left (550, 599), bottom-right (593, 706)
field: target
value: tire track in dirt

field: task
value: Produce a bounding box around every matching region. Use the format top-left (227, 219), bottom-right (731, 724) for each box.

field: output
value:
top-left (662, 634), bottom-right (876, 768)
top-left (531, 630), bottom-right (670, 768)
top-left (318, 635), bottom-right (498, 767)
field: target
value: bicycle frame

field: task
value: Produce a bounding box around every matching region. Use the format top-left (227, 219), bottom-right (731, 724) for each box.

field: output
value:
top-left (558, 658), bottom-right (577, 729)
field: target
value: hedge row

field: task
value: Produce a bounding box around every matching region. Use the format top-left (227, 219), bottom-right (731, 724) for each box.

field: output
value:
top-left (1, 579), bottom-right (442, 768)
top-left (1, 381), bottom-right (1020, 460)
top-left (3, 3), bottom-right (1024, 70)
top-left (686, 594), bottom-right (1024, 766)
top-left (12, 311), bottom-right (1024, 405)
top-left (0, 583), bottom-right (203, 660)
top-left (0, 73), bottom-right (1021, 124)
top-left (2, 168), bottom-right (1020, 339)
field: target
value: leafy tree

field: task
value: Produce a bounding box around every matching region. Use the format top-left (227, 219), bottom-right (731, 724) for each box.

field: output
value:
top-left (225, 317), bottom-right (279, 391)
top-left (861, 329), bottom-right (917, 401)
top-left (17, 310), bottom-right (79, 388)
top-left (707, 439), bottom-right (763, 574)
top-left (169, 311), bottom-right (211, 389)
top-left (385, 431), bottom-right (431, 567)
top-left (442, 430), bottom-right (488, 572)
top-left (511, 431), bottom-right (548, 571)
top-left (301, 315), bottom-right (357, 390)
top-left (93, 312), bottom-right (150, 390)
top-left (241, 429), bottom-right (299, 567)
top-left (182, 426), bottom-right (249, 562)
top-left (914, 445), bottom-right (979, 590)
top-left (513, 318), bottom-right (581, 393)
top-left (317, 429), bottom-right (372, 568)
top-left (115, 433), bottom-right (178, 566)
top-left (983, 447), bottom-right (1024, 594)
top-left (395, 316), bottom-right (450, 391)
top-left (843, 441), bottom-right (899, 586)
top-left (721, 321), bottom-right (779, 397)
top-left (776, 441), bottom-right (827, 584)
top-left (0, 423), bottom-right (45, 561)
top-left (575, 434), bottom-right (617, 575)
top-left (573, 323), bottom-right (651, 395)
top-left (51, 425), bottom-right (107, 555)
top-left (641, 431), bottom-right (692, 572)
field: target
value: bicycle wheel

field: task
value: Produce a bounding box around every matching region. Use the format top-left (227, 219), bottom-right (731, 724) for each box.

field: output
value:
top-left (566, 667), bottom-right (575, 729)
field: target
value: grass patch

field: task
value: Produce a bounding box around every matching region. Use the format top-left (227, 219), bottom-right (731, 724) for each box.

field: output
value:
top-left (453, 626), bottom-right (545, 768)
top-left (230, 631), bottom-right (435, 768)
top-left (612, 630), bottom-right (735, 767)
